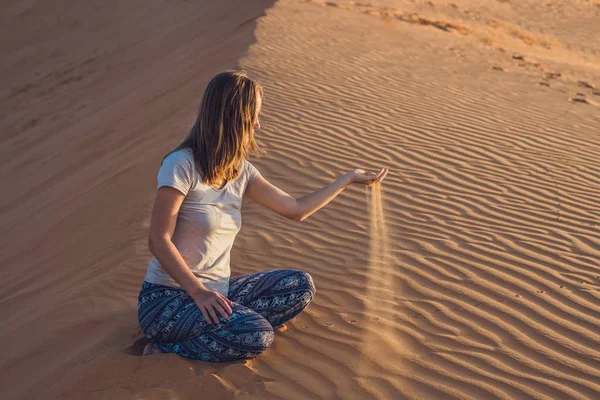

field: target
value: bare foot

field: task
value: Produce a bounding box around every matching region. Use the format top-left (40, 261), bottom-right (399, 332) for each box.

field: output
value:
top-left (142, 343), bottom-right (164, 355)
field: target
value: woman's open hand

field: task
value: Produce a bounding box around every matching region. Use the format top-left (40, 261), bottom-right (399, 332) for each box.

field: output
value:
top-left (349, 168), bottom-right (389, 185)
top-left (192, 289), bottom-right (233, 324)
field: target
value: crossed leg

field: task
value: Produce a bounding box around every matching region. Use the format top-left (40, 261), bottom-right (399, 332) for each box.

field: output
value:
top-left (137, 269), bottom-right (315, 362)
top-left (228, 269), bottom-right (315, 328)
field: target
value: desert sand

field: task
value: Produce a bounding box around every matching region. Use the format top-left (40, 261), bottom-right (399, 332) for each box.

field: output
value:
top-left (1, 0), bottom-right (599, 399)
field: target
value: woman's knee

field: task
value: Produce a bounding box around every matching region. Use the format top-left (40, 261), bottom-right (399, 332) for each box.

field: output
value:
top-left (215, 324), bottom-right (275, 361)
top-left (215, 311), bottom-right (275, 357)
top-left (243, 327), bottom-right (275, 357)
top-left (290, 269), bottom-right (316, 300)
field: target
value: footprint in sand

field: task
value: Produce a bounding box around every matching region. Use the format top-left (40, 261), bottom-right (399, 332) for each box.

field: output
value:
top-left (569, 95), bottom-right (591, 105)
top-left (577, 81), bottom-right (594, 89)
top-left (545, 72), bottom-right (562, 79)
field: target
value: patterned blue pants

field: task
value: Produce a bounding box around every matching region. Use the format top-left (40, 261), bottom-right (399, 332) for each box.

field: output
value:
top-left (137, 269), bottom-right (315, 362)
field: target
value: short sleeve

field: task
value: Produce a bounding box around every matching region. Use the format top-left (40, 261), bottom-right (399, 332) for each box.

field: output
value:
top-left (245, 160), bottom-right (261, 190)
top-left (157, 150), bottom-right (194, 196)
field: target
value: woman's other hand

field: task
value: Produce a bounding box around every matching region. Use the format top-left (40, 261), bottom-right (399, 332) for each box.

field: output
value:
top-left (349, 168), bottom-right (389, 185)
top-left (192, 289), bottom-right (233, 324)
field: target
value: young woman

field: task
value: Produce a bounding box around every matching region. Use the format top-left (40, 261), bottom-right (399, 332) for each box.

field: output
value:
top-left (138, 70), bottom-right (389, 362)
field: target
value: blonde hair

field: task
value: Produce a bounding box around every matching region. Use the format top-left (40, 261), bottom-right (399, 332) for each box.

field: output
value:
top-left (166, 70), bottom-right (262, 186)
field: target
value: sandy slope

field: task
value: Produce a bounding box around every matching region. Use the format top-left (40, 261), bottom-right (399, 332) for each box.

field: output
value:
top-left (233, 1), bottom-right (600, 398)
top-left (2, 0), bottom-right (600, 399)
top-left (0, 1), bottom-right (274, 399)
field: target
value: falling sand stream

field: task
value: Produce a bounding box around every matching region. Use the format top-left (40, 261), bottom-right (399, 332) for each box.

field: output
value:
top-left (359, 182), bottom-right (414, 398)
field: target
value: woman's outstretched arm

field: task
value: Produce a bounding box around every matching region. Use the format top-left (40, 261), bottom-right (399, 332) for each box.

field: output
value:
top-left (245, 168), bottom-right (389, 221)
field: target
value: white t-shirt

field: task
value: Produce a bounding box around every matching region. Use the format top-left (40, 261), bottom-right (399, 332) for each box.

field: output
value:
top-left (144, 148), bottom-right (261, 296)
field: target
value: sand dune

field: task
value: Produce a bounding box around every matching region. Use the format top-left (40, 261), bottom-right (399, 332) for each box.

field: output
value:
top-left (2, 0), bottom-right (600, 399)
top-left (233, 1), bottom-right (600, 398)
top-left (0, 1), bottom-right (275, 399)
